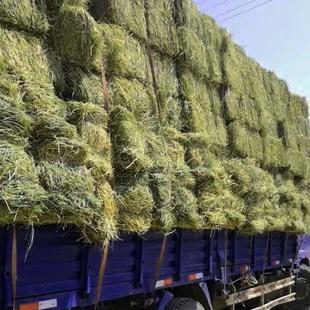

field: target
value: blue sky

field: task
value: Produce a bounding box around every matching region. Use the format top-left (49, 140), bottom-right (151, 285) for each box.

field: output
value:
top-left (195, 0), bottom-right (310, 102)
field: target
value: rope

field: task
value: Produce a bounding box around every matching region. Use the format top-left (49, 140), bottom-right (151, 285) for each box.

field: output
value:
top-left (260, 232), bottom-right (270, 306)
top-left (101, 57), bottom-right (110, 113)
top-left (144, 0), bottom-right (163, 125)
top-left (11, 225), bottom-right (17, 310)
top-left (94, 240), bottom-right (110, 310)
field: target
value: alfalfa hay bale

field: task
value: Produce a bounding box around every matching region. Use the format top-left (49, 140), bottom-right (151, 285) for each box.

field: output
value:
top-left (0, 143), bottom-right (47, 224)
top-left (89, 0), bottom-right (147, 41)
top-left (146, 0), bottom-right (179, 56)
top-left (116, 174), bottom-right (154, 233)
top-left (0, 0), bottom-right (49, 33)
top-left (229, 122), bottom-right (264, 161)
top-left (99, 23), bottom-right (148, 81)
top-left (38, 161), bottom-right (112, 240)
top-left (194, 160), bottom-right (246, 229)
top-left (110, 77), bottom-right (155, 119)
top-left (0, 99), bottom-right (33, 146)
top-left (0, 27), bottom-right (64, 115)
top-left (52, 4), bottom-right (102, 69)
top-left (110, 106), bottom-right (153, 173)
top-left (148, 51), bottom-right (179, 102)
top-left (177, 26), bottom-right (209, 79)
top-left (263, 135), bottom-right (287, 169)
top-left (64, 66), bottom-right (104, 106)
top-left (287, 149), bottom-right (310, 179)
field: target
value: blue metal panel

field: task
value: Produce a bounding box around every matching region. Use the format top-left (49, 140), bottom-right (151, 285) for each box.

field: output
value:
top-left (0, 225), bottom-right (299, 310)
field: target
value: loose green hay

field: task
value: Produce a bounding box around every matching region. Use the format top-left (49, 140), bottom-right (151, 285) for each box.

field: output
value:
top-left (146, 0), bottom-right (179, 56)
top-left (85, 153), bottom-right (113, 181)
top-left (64, 66), bottom-right (104, 105)
top-left (99, 23), bottom-right (148, 80)
top-left (0, 99), bottom-right (33, 146)
top-left (0, 0), bottom-right (49, 33)
top-left (89, 0), bottom-right (147, 40)
top-left (0, 74), bottom-right (23, 105)
top-left (52, 5), bottom-right (102, 68)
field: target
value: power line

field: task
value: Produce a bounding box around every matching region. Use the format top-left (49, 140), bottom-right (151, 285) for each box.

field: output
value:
top-left (215, 0), bottom-right (260, 18)
top-left (219, 0), bottom-right (274, 22)
top-left (203, 0), bottom-right (231, 11)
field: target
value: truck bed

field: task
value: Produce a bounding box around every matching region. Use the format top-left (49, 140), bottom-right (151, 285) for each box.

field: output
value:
top-left (0, 225), bottom-right (298, 310)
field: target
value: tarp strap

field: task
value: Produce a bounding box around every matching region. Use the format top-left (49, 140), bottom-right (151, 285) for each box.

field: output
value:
top-left (144, 0), bottom-right (163, 125)
top-left (11, 225), bottom-right (17, 310)
top-left (248, 234), bottom-right (254, 271)
top-left (153, 234), bottom-right (168, 290)
top-left (260, 232), bottom-right (270, 306)
top-left (101, 57), bottom-right (110, 113)
top-left (94, 240), bottom-right (110, 310)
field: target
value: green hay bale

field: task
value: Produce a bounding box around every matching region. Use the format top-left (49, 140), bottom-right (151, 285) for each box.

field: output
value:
top-left (44, 0), bottom-right (88, 19)
top-left (287, 149), bottom-right (310, 179)
top-left (194, 160), bottom-right (246, 230)
top-left (224, 159), bottom-right (276, 200)
top-left (276, 180), bottom-right (309, 233)
top-left (38, 161), bottom-right (111, 240)
top-left (84, 153), bottom-right (113, 182)
top-left (0, 27), bottom-right (64, 114)
top-left (222, 41), bottom-right (248, 95)
top-left (148, 51), bottom-right (179, 101)
top-left (37, 137), bottom-right (89, 166)
top-left (117, 178), bottom-right (154, 233)
top-left (225, 91), bottom-right (261, 131)
top-left (0, 99), bottom-right (33, 146)
top-left (80, 123), bottom-right (111, 155)
top-left (288, 94), bottom-right (309, 119)
top-left (67, 101), bottom-right (109, 128)
top-left (0, 0), bottom-right (49, 33)
top-left (99, 23), bottom-right (148, 80)
top-left (31, 113), bottom-right (78, 142)
top-left (64, 67), bottom-right (104, 106)
top-left (95, 181), bottom-right (118, 240)
top-left (0, 74), bottom-right (23, 105)
top-left (110, 106), bottom-right (152, 173)
top-left (177, 26), bottom-right (209, 79)
top-left (229, 122), bottom-right (264, 161)
top-left (161, 98), bottom-right (183, 130)
top-left (172, 183), bottom-right (203, 230)
top-left (146, 0), bottom-right (179, 56)
top-left (174, 0), bottom-right (203, 34)
top-left (0, 143), bottom-right (47, 223)
top-left (52, 5), bottom-right (102, 69)
top-left (110, 77), bottom-right (155, 119)
top-left (263, 135), bottom-right (287, 168)
top-left (89, 0), bottom-right (147, 40)
top-left (180, 71), bottom-right (227, 155)
top-left (198, 189), bottom-right (246, 230)
top-left (149, 172), bottom-right (175, 231)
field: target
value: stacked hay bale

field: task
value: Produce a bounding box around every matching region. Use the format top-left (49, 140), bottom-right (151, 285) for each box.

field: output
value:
top-left (0, 0), bottom-right (309, 239)
top-left (175, 0), bottom-right (248, 230)
top-left (0, 0), bottom-right (117, 241)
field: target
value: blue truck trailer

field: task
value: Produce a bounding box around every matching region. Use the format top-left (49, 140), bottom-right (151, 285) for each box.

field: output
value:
top-left (0, 225), bottom-right (309, 310)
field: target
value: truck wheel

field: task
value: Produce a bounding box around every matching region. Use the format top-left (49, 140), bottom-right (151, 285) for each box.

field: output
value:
top-left (166, 298), bottom-right (205, 310)
top-left (296, 265), bottom-right (310, 306)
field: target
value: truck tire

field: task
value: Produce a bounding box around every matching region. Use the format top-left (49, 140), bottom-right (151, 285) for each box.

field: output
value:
top-left (296, 265), bottom-right (310, 307)
top-left (166, 298), bottom-right (205, 310)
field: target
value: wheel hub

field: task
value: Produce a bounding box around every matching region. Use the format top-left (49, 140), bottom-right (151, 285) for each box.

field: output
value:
top-left (297, 277), bottom-right (310, 301)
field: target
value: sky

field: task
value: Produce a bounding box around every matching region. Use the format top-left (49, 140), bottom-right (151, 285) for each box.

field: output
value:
top-left (195, 0), bottom-right (310, 102)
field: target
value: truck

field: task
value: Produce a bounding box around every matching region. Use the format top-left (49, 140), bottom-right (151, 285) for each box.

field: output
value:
top-left (0, 225), bottom-right (309, 310)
